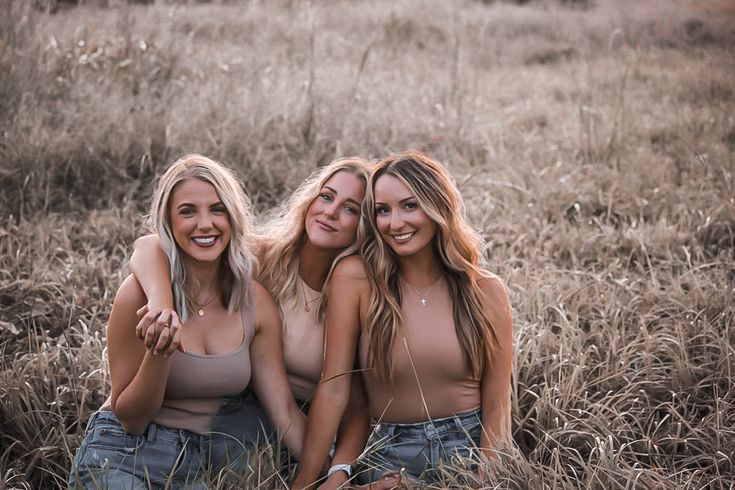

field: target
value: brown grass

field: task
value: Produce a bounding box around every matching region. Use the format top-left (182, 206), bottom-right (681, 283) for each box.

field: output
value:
top-left (1, 0), bottom-right (733, 488)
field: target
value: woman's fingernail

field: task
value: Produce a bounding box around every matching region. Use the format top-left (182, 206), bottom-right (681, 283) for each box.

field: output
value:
top-left (153, 350), bottom-right (159, 356)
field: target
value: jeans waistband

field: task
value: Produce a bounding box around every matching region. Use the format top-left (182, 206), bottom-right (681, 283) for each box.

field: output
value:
top-left (90, 409), bottom-right (205, 447)
top-left (375, 408), bottom-right (482, 439)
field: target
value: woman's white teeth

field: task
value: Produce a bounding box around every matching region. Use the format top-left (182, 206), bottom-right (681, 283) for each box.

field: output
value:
top-left (394, 232), bottom-right (415, 240)
top-left (193, 236), bottom-right (216, 245)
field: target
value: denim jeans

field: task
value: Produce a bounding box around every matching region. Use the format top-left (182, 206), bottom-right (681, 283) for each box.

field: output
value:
top-left (357, 408), bottom-right (483, 484)
top-left (69, 397), bottom-right (263, 490)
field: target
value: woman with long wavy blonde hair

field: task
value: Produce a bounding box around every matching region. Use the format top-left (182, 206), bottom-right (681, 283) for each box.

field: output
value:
top-left (129, 156), bottom-right (372, 488)
top-left (69, 154), bottom-right (305, 488)
top-left (294, 150), bottom-right (514, 488)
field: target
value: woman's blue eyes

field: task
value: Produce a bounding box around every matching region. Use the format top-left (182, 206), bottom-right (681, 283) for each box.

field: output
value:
top-left (320, 193), bottom-right (359, 215)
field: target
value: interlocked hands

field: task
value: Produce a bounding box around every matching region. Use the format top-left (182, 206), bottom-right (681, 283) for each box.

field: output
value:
top-left (134, 306), bottom-right (185, 356)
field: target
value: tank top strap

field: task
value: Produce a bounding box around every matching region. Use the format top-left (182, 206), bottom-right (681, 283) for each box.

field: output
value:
top-left (238, 281), bottom-right (256, 346)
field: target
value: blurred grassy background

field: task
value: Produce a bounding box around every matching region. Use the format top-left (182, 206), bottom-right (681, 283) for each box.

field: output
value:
top-left (0, 0), bottom-right (733, 488)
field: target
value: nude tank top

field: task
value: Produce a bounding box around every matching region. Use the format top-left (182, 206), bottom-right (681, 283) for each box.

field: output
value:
top-left (281, 277), bottom-right (324, 402)
top-left (151, 301), bottom-right (256, 434)
top-left (359, 277), bottom-right (481, 423)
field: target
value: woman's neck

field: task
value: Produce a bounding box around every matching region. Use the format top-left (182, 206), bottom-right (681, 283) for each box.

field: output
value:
top-left (184, 257), bottom-right (222, 298)
top-left (398, 248), bottom-right (443, 288)
top-left (298, 239), bottom-right (341, 291)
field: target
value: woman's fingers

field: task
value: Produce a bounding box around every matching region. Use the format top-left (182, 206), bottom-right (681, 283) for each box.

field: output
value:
top-left (145, 310), bottom-right (172, 349)
top-left (361, 473), bottom-right (401, 490)
top-left (135, 304), bottom-right (149, 319)
top-left (170, 311), bottom-right (185, 352)
top-left (152, 326), bottom-right (171, 356)
top-left (135, 307), bottom-right (159, 340)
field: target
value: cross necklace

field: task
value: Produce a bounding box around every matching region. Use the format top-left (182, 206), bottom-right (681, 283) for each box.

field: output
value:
top-left (405, 279), bottom-right (440, 307)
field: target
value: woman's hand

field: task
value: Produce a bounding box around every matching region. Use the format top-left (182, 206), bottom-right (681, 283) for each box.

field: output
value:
top-left (135, 305), bottom-right (184, 356)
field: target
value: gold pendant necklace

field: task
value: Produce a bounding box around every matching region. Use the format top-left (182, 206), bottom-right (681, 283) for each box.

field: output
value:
top-left (195, 289), bottom-right (218, 317)
top-left (301, 279), bottom-right (322, 313)
top-left (303, 285), bottom-right (320, 312)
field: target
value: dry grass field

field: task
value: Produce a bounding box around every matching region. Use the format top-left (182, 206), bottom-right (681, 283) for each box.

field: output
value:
top-left (1, 0), bottom-right (734, 488)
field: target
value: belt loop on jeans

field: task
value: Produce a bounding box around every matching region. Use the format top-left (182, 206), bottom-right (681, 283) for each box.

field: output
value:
top-left (381, 423), bottom-right (396, 439)
top-left (84, 410), bottom-right (101, 433)
top-left (146, 422), bottom-right (157, 443)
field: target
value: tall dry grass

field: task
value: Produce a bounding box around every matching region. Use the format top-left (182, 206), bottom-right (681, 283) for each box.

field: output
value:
top-left (0, 0), bottom-right (733, 488)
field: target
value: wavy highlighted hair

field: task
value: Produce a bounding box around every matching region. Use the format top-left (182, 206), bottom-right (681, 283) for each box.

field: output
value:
top-left (361, 150), bottom-right (498, 380)
top-left (258, 157), bottom-right (371, 318)
top-left (148, 153), bottom-right (255, 321)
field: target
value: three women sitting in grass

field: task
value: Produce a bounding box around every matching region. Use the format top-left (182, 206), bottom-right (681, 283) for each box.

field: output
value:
top-left (69, 150), bottom-right (513, 489)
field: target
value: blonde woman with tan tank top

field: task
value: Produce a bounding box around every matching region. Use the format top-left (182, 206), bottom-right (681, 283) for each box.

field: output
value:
top-left (69, 155), bottom-right (305, 489)
top-left (129, 157), bottom-right (372, 489)
top-left (294, 151), bottom-right (514, 488)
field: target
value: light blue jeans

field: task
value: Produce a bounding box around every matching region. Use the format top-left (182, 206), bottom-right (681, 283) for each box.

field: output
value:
top-left (357, 408), bottom-right (483, 484)
top-left (69, 396), bottom-right (264, 490)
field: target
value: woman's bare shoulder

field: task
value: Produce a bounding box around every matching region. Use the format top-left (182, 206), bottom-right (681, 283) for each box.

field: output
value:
top-left (477, 271), bottom-right (508, 297)
top-left (477, 271), bottom-right (512, 332)
top-left (332, 255), bottom-right (368, 280)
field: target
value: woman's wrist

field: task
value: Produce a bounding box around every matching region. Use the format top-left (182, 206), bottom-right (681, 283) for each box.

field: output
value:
top-left (327, 463), bottom-right (352, 478)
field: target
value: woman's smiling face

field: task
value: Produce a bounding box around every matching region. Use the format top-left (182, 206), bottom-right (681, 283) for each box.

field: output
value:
top-left (170, 177), bottom-right (231, 264)
top-left (304, 170), bottom-right (366, 250)
top-left (373, 174), bottom-right (437, 258)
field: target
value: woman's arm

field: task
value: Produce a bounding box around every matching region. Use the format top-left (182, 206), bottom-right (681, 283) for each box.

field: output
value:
top-left (130, 234), bottom-right (173, 309)
top-left (292, 257), bottom-right (368, 490)
top-left (478, 275), bottom-right (514, 460)
top-left (318, 374), bottom-right (372, 490)
top-left (130, 234), bottom-right (183, 353)
top-left (249, 280), bottom-right (306, 458)
top-left (108, 275), bottom-right (182, 434)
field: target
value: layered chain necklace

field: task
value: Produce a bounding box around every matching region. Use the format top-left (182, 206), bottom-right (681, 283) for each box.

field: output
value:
top-left (195, 289), bottom-right (218, 317)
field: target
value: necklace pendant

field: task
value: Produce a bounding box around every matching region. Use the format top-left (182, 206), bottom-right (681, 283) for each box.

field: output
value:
top-left (420, 298), bottom-right (427, 306)
top-left (304, 303), bottom-right (311, 313)
top-left (198, 308), bottom-right (205, 317)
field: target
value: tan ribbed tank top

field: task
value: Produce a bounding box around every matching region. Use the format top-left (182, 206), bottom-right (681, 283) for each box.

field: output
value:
top-left (281, 277), bottom-right (324, 402)
top-left (151, 302), bottom-right (256, 434)
top-left (359, 277), bottom-right (481, 423)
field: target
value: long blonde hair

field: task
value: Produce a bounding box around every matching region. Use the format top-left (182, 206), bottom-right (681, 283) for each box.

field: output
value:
top-left (259, 157), bottom-right (371, 317)
top-left (149, 153), bottom-right (255, 321)
top-left (361, 150), bottom-right (498, 380)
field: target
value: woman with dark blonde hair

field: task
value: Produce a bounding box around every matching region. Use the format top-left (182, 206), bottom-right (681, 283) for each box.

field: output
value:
top-left (293, 150), bottom-right (514, 487)
top-left (130, 156), bottom-right (372, 488)
top-left (69, 154), bottom-right (305, 489)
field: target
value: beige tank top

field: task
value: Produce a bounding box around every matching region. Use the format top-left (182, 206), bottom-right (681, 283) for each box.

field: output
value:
top-left (151, 302), bottom-right (256, 434)
top-left (359, 277), bottom-right (481, 423)
top-left (281, 277), bottom-right (324, 402)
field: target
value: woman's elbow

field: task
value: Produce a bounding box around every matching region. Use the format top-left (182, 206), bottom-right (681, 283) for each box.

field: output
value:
top-left (116, 414), bottom-right (149, 436)
top-left (112, 404), bottom-right (152, 436)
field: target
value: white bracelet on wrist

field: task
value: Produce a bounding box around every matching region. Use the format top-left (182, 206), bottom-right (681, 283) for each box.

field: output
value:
top-left (327, 463), bottom-right (352, 477)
